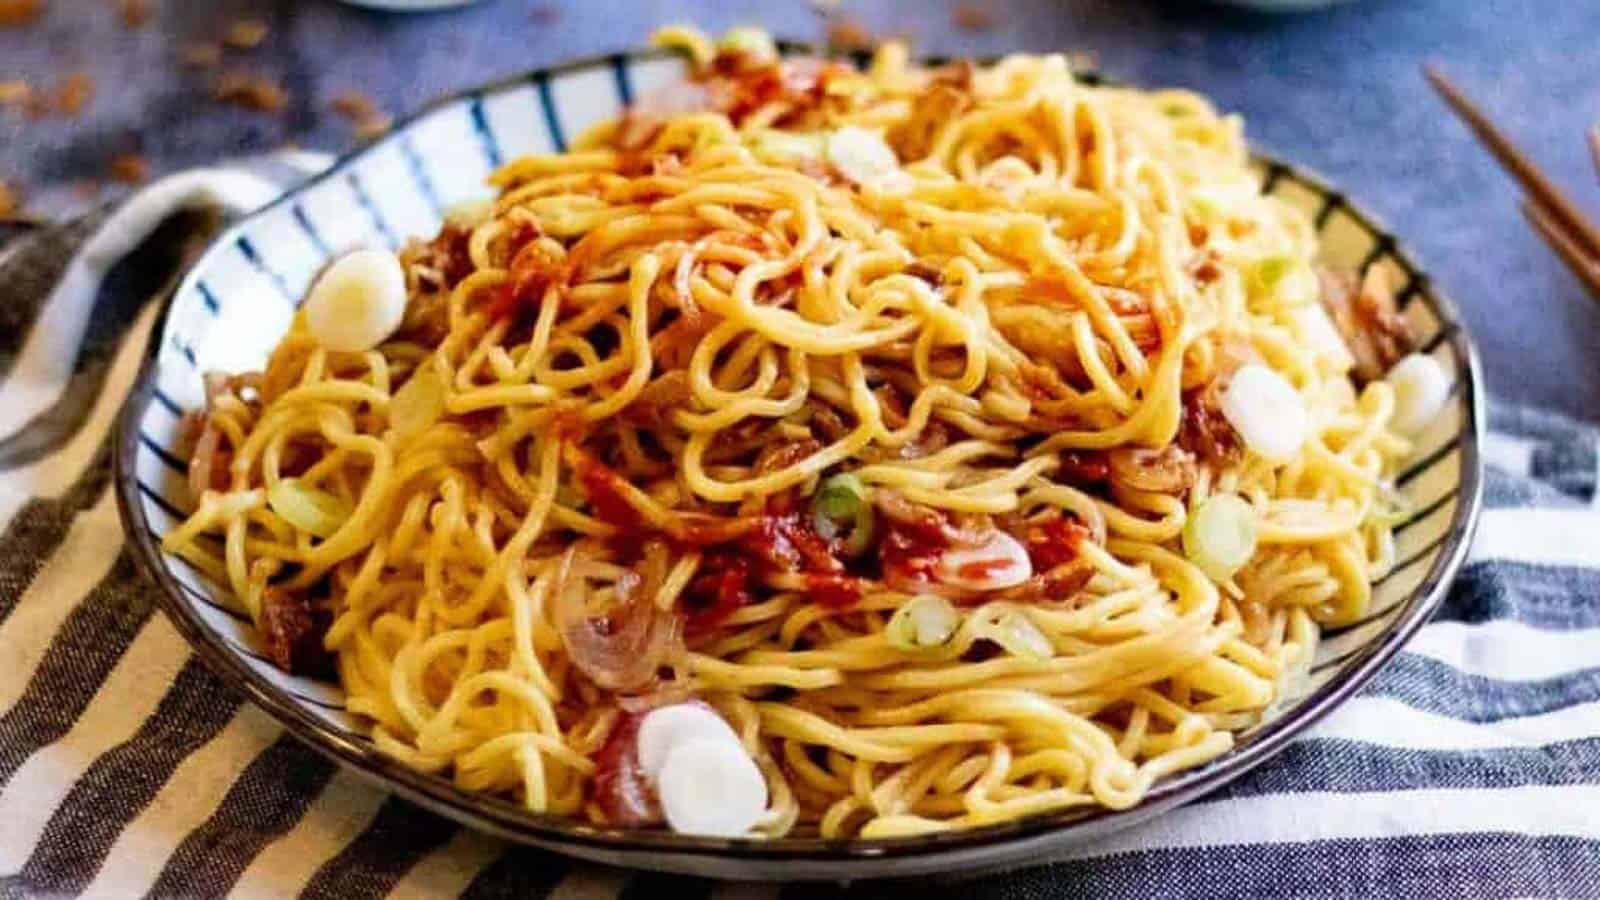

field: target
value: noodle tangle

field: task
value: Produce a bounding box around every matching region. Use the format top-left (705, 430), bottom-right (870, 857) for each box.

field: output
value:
top-left (164, 28), bottom-right (1419, 838)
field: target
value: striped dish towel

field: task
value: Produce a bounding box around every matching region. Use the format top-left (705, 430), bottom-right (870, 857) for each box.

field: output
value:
top-left (1, 172), bottom-right (1597, 900)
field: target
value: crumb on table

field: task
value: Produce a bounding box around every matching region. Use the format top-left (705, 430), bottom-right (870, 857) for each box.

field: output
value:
top-left (109, 153), bottom-right (149, 184)
top-left (330, 90), bottom-right (393, 140)
top-left (179, 42), bottom-right (223, 68)
top-left (0, 180), bottom-right (20, 219)
top-left (215, 71), bottom-right (288, 113)
top-left (116, 0), bottom-right (150, 29)
top-left (827, 15), bottom-right (871, 51)
top-left (0, 0), bottom-right (43, 28)
top-left (0, 80), bottom-right (31, 109)
top-left (952, 3), bottom-right (995, 31)
top-left (54, 71), bottom-right (95, 116)
top-left (223, 18), bottom-right (269, 50)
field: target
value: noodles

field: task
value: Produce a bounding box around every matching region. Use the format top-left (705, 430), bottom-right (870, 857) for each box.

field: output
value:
top-left (164, 28), bottom-right (1423, 838)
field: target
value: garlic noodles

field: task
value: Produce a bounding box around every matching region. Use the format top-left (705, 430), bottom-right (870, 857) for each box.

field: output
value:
top-left (164, 27), bottom-right (1432, 839)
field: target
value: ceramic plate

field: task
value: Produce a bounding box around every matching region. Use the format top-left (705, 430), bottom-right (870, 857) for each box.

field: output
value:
top-left (115, 44), bottom-right (1484, 880)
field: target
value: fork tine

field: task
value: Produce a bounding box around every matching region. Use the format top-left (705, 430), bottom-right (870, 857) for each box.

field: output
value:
top-left (1523, 200), bottom-right (1600, 301)
top-left (1426, 64), bottom-right (1600, 261)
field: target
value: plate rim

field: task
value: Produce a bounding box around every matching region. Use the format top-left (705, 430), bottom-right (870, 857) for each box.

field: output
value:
top-left (112, 44), bottom-right (1487, 879)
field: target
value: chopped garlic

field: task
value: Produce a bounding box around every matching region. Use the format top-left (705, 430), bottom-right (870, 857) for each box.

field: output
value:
top-left (304, 249), bottom-right (406, 353)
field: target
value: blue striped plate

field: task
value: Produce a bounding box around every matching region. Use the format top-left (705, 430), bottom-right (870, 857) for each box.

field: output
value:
top-left (114, 46), bottom-right (1484, 881)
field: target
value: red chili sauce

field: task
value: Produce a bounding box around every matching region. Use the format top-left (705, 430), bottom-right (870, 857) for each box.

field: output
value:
top-left (573, 453), bottom-right (859, 631)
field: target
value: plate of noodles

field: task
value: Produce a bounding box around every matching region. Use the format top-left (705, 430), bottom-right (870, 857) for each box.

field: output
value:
top-left (115, 27), bottom-right (1483, 879)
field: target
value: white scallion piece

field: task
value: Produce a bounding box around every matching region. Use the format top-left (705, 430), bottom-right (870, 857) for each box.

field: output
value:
top-left (304, 249), bottom-right (407, 353)
top-left (749, 131), bottom-right (827, 164)
top-left (1288, 302), bottom-right (1355, 372)
top-left (637, 703), bottom-right (740, 781)
top-left (886, 595), bottom-right (961, 651)
top-left (1182, 493), bottom-right (1259, 580)
top-left (979, 611), bottom-right (1053, 660)
top-left (826, 127), bottom-right (900, 189)
top-left (1367, 480), bottom-right (1414, 528)
top-left (1386, 353), bottom-right (1450, 436)
top-left (1221, 364), bottom-right (1309, 464)
top-left (657, 736), bottom-right (768, 837)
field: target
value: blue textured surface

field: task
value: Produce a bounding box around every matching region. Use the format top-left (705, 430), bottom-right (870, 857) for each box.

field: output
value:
top-left (2, 0), bottom-right (1598, 417)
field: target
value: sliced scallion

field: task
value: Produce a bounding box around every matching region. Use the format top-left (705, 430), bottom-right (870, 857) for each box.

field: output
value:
top-left (886, 595), bottom-right (960, 651)
top-left (812, 472), bottom-right (875, 558)
top-left (1182, 493), bottom-right (1258, 581)
top-left (980, 611), bottom-right (1053, 660)
top-left (389, 365), bottom-right (446, 439)
top-left (1367, 482), bottom-right (1413, 529)
top-left (748, 130), bottom-right (827, 163)
top-left (1253, 256), bottom-right (1293, 294)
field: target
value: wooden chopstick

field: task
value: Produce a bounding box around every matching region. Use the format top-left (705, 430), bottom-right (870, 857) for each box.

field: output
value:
top-left (1590, 126), bottom-right (1600, 182)
top-left (1425, 64), bottom-right (1600, 263)
top-left (1523, 200), bottom-right (1600, 298)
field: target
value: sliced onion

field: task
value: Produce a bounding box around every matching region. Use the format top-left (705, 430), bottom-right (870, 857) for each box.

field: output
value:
top-left (592, 711), bottom-right (663, 827)
top-left (616, 681), bottom-right (696, 714)
top-left (1107, 446), bottom-right (1197, 495)
top-left (1182, 493), bottom-right (1258, 580)
top-left (267, 478), bottom-right (352, 539)
top-left (551, 549), bottom-right (684, 693)
top-left (390, 364), bottom-right (447, 439)
top-left (885, 595), bottom-right (960, 651)
top-left (876, 492), bottom-right (1027, 597)
top-left (933, 530), bottom-right (1033, 592)
top-left (978, 611), bottom-right (1053, 660)
top-left (874, 491), bottom-right (983, 545)
top-left (187, 415), bottom-right (222, 502)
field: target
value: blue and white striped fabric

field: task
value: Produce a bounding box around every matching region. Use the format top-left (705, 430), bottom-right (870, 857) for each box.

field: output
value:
top-left (3, 188), bottom-right (1600, 896)
top-left (1, 185), bottom-right (1597, 898)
